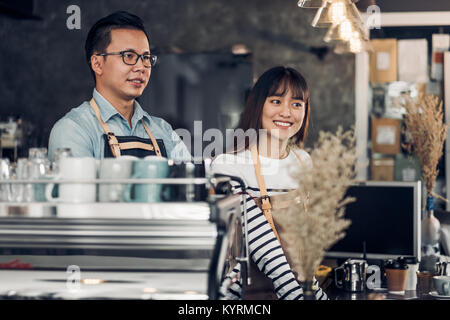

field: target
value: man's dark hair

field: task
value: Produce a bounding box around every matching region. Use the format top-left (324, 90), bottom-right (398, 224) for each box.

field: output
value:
top-left (85, 11), bottom-right (150, 82)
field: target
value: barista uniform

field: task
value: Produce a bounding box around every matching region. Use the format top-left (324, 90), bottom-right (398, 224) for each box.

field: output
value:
top-left (211, 147), bottom-right (328, 300)
top-left (48, 89), bottom-right (191, 161)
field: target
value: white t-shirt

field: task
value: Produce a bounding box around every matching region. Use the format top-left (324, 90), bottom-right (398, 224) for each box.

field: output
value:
top-left (211, 148), bottom-right (312, 193)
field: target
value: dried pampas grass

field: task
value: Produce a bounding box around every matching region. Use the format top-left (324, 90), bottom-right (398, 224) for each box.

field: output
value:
top-left (276, 127), bottom-right (358, 282)
top-left (402, 94), bottom-right (447, 195)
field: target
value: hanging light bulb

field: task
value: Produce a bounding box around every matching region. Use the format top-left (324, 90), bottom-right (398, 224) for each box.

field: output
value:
top-left (324, 20), bottom-right (351, 42)
top-left (298, 0), bottom-right (370, 54)
top-left (297, 0), bottom-right (325, 8)
top-left (339, 20), bottom-right (354, 41)
top-left (323, 17), bottom-right (366, 42)
top-left (333, 36), bottom-right (371, 54)
top-left (329, 0), bottom-right (346, 23)
top-left (349, 36), bottom-right (363, 53)
top-left (334, 41), bottom-right (361, 54)
top-left (311, 0), bottom-right (348, 28)
top-left (333, 28), bottom-right (365, 54)
top-left (345, 1), bottom-right (369, 40)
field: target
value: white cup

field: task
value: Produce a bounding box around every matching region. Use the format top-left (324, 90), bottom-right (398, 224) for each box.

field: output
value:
top-left (405, 263), bottom-right (419, 291)
top-left (99, 156), bottom-right (137, 202)
top-left (45, 157), bottom-right (97, 203)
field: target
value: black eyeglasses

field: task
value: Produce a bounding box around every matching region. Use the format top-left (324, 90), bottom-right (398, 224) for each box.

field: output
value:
top-left (96, 50), bottom-right (157, 68)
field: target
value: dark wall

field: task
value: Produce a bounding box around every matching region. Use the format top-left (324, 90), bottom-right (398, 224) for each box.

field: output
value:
top-left (0, 0), bottom-right (355, 150)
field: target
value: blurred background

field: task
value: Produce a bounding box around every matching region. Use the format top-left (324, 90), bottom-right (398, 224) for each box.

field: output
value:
top-left (1, 0), bottom-right (450, 160)
top-left (0, 0), bottom-right (358, 155)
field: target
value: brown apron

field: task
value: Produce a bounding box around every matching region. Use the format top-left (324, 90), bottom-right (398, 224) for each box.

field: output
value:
top-left (242, 144), bottom-right (307, 300)
top-left (89, 98), bottom-right (163, 158)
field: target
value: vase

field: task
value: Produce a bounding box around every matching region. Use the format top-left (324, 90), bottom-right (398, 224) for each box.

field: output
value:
top-left (302, 280), bottom-right (316, 300)
top-left (420, 195), bottom-right (441, 272)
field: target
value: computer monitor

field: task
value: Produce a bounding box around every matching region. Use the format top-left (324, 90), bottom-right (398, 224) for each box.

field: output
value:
top-left (326, 180), bottom-right (421, 261)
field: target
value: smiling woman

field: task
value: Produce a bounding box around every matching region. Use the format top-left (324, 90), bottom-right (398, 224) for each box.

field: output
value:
top-left (211, 66), bottom-right (327, 300)
top-left (237, 66), bottom-right (310, 157)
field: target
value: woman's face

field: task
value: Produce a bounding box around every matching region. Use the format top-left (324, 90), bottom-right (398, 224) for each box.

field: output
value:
top-left (261, 87), bottom-right (306, 144)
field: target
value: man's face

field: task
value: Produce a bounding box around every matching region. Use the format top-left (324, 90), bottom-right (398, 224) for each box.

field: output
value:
top-left (96, 28), bottom-right (151, 101)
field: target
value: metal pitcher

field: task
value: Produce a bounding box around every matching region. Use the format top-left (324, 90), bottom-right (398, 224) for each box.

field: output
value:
top-left (436, 261), bottom-right (449, 276)
top-left (334, 259), bottom-right (368, 292)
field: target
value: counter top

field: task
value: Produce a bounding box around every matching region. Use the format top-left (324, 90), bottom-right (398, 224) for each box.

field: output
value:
top-left (0, 269), bottom-right (209, 300)
top-left (327, 287), bottom-right (440, 300)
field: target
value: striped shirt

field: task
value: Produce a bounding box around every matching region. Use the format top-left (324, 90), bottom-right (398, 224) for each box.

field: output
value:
top-left (212, 149), bottom-right (328, 300)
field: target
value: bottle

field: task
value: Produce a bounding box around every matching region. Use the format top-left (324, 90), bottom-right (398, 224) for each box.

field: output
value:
top-left (420, 195), bottom-right (441, 272)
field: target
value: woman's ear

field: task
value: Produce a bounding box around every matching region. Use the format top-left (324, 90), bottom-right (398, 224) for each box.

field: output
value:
top-left (90, 55), bottom-right (103, 77)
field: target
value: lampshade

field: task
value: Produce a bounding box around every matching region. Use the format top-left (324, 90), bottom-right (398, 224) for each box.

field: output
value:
top-left (323, 18), bottom-right (367, 42)
top-left (346, 1), bottom-right (369, 40)
top-left (311, 0), bottom-right (348, 28)
top-left (334, 41), bottom-right (358, 54)
top-left (333, 38), bottom-right (372, 54)
top-left (298, 0), bottom-right (360, 9)
top-left (297, 0), bottom-right (327, 9)
top-left (298, 0), bottom-right (326, 8)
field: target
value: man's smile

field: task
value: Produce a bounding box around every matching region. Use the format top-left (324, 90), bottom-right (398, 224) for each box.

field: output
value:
top-left (127, 77), bottom-right (146, 87)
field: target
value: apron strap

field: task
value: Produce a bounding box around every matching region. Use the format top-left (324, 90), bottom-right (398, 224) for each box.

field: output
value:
top-left (250, 144), bottom-right (280, 241)
top-left (292, 149), bottom-right (305, 167)
top-left (251, 145), bottom-right (310, 240)
top-left (142, 120), bottom-right (162, 157)
top-left (119, 141), bottom-right (154, 151)
top-left (89, 98), bottom-right (161, 158)
top-left (90, 98), bottom-right (121, 157)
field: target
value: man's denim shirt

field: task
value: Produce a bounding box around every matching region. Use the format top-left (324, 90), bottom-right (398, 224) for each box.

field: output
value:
top-left (48, 89), bottom-right (192, 161)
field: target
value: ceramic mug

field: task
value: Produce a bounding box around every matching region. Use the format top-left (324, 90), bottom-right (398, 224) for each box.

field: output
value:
top-left (124, 156), bottom-right (169, 203)
top-left (433, 275), bottom-right (450, 296)
top-left (99, 156), bottom-right (137, 202)
top-left (45, 157), bottom-right (97, 203)
top-left (161, 161), bottom-right (207, 202)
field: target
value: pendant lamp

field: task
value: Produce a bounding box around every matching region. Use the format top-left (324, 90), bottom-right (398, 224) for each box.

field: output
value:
top-left (298, 0), bottom-right (326, 8)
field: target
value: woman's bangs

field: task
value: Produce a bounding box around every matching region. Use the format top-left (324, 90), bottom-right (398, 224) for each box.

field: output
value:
top-left (267, 76), bottom-right (308, 101)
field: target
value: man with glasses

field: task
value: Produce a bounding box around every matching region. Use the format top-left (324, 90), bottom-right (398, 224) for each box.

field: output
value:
top-left (48, 11), bottom-right (191, 160)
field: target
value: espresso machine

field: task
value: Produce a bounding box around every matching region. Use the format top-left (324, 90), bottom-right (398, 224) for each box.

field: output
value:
top-left (0, 165), bottom-right (250, 300)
